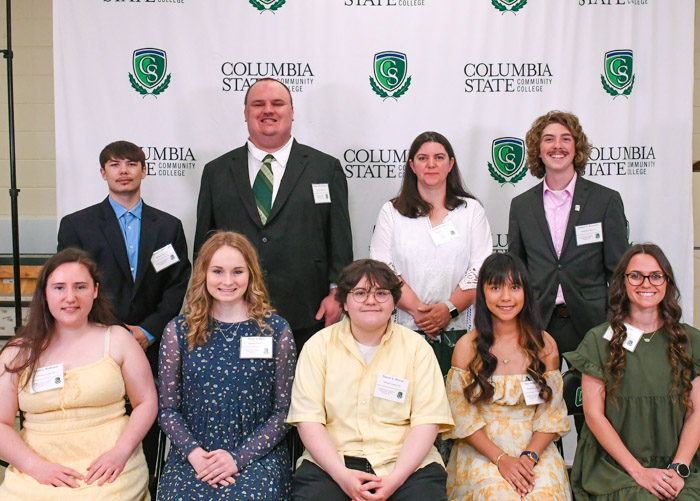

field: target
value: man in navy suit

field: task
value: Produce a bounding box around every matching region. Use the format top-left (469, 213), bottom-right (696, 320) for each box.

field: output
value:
top-left (195, 78), bottom-right (353, 351)
top-left (508, 111), bottom-right (628, 357)
top-left (58, 140), bottom-right (191, 485)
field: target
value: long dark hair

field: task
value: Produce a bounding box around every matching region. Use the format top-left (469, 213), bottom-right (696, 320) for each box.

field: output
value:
top-left (391, 131), bottom-right (474, 218)
top-left (605, 243), bottom-right (693, 409)
top-left (464, 253), bottom-right (552, 404)
top-left (0, 249), bottom-right (116, 379)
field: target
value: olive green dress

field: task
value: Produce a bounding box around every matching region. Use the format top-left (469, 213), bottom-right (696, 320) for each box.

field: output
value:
top-left (564, 322), bottom-right (700, 501)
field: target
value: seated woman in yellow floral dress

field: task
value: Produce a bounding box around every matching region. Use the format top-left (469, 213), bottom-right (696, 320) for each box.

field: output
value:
top-left (444, 252), bottom-right (571, 500)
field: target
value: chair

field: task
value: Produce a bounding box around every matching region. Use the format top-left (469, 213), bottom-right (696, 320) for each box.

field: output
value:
top-left (557, 369), bottom-right (583, 458)
top-left (149, 428), bottom-right (168, 498)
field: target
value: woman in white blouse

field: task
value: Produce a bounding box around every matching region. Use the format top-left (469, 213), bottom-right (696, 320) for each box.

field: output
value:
top-left (370, 131), bottom-right (493, 375)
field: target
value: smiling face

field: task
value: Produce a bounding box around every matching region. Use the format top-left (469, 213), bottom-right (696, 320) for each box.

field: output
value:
top-left (244, 79), bottom-right (294, 152)
top-left (408, 141), bottom-right (455, 190)
top-left (100, 157), bottom-right (146, 199)
top-left (539, 122), bottom-right (575, 178)
top-left (206, 246), bottom-right (250, 306)
top-left (343, 275), bottom-right (395, 334)
top-left (46, 262), bottom-right (98, 328)
top-left (483, 277), bottom-right (525, 324)
top-left (625, 253), bottom-right (667, 313)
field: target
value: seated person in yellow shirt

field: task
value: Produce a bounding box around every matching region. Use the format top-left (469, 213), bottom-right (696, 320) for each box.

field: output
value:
top-left (287, 259), bottom-right (454, 501)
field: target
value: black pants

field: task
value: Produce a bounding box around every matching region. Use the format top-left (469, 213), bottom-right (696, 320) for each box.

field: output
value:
top-left (292, 458), bottom-right (447, 501)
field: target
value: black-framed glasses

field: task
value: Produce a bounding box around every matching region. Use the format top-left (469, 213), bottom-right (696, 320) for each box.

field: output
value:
top-left (349, 288), bottom-right (392, 303)
top-left (625, 272), bottom-right (666, 286)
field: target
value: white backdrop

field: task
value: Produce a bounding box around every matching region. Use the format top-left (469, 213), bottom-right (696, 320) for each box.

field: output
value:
top-left (54, 0), bottom-right (695, 320)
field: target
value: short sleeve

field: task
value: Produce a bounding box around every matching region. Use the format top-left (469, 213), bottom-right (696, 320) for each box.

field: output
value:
top-left (442, 367), bottom-right (486, 440)
top-left (458, 201), bottom-right (493, 291)
top-left (409, 339), bottom-right (454, 432)
top-left (532, 371), bottom-right (571, 438)
top-left (683, 324), bottom-right (700, 379)
top-left (286, 336), bottom-right (328, 425)
top-left (563, 325), bottom-right (607, 380)
top-left (369, 202), bottom-right (401, 275)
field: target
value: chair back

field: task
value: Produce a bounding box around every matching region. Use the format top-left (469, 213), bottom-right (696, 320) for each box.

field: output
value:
top-left (562, 369), bottom-right (583, 416)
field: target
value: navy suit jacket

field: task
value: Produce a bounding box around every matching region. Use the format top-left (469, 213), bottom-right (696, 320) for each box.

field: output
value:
top-left (194, 140), bottom-right (353, 331)
top-left (58, 197), bottom-right (191, 372)
top-left (508, 176), bottom-right (628, 339)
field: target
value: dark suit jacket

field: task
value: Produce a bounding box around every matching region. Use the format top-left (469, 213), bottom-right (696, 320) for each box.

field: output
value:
top-left (194, 140), bottom-right (353, 331)
top-left (508, 176), bottom-right (627, 339)
top-left (58, 198), bottom-right (191, 372)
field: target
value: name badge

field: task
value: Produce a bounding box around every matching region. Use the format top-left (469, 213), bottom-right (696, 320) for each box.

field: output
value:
top-left (373, 373), bottom-right (409, 403)
top-left (30, 363), bottom-right (65, 394)
top-left (603, 323), bottom-right (643, 352)
top-left (240, 337), bottom-right (273, 359)
top-left (151, 244), bottom-right (180, 273)
top-left (575, 222), bottom-right (604, 246)
top-left (520, 379), bottom-right (545, 406)
top-left (429, 221), bottom-right (459, 246)
top-left (312, 183), bottom-right (331, 204)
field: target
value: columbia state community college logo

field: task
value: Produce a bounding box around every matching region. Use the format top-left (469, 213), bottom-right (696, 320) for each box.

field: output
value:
top-left (370, 52), bottom-right (412, 100)
top-left (129, 48), bottom-right (171, 97)
top-left (491, 0), bottom-right (527, 13)
top-left (249, 0), bottom-right (286, 12)
top-left (601, 50), bottom-right (635, 98)
top-left (488, 137), bottom-right (528, 186)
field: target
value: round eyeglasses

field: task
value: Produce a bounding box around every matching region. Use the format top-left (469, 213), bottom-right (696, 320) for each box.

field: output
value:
top-left (349, 288), bottom-right (392, 303)
top-left (625, 272), bottom-right (666, 286)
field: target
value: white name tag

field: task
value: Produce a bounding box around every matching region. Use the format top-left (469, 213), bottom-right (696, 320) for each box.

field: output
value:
top-left (520, 379), bottom-right (545, 406)
top-left (575, 222), bottom-right (604, 246)
top-left (30, 363), bottom-right (65, 394)
top-left (240, 336), bottom-right (273, 359)
top-left (373, 373), bottom-right (409, 403)
top-left (603, 323), bottom-right (643, 352)
top-left (312, 183), bottom-right (331, 204)
top-left (151, 243), bottom-right (180, 273)
top-left (428, 221), bottom-right (459, 246)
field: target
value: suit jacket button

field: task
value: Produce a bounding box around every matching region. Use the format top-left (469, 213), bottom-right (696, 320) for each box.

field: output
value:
top-left (262, 237), bottom-right (268, 243)
top-left (557, 264), bottom-right (562, 269)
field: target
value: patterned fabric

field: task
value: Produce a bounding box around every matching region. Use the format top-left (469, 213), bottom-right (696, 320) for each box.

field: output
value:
top-left (252, 154), bottom-right (274, 224)
top-left (157, 314), bottom-right (296, 500)
top-left (0, 329), bottom-right (150, 500)
top-left (444, 368), bottom-right (571, 501)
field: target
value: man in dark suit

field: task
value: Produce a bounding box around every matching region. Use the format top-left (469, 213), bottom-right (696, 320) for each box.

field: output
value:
top-left (195, 78), bottom-right (352, 351)
top-left (508, 111), bottom-right (628, 357)
top-left (57, 140), bottom-right (191, 486)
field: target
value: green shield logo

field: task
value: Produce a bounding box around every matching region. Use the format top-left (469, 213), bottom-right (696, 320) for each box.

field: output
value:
top-left (374, 52), bottom-right (407, 93)
top-left (604, 50), bottom-right (633, 90)
top-left (488, 137), bottom-right (527, 185)
top-left (492, 0), bottom-right (527, 12)
top-left (133, 48), bottom-right (167, 89)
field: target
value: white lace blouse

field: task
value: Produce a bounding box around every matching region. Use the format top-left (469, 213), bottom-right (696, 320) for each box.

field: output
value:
top-left (369, 198), bottom-right (493, 331)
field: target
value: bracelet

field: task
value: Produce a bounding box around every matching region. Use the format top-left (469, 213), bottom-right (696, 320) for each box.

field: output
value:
top-left (495, 452), bottom-right (507, 467)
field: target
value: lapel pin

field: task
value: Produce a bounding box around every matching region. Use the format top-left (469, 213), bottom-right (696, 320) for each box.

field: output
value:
top-left (574, 205), bottom-right (580, 212)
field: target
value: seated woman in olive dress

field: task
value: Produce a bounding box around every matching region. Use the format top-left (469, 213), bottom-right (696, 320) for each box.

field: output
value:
top-left (445, 252), bottom-right (571, 500)
top-left (157, 231), bottom-right (296, 500)
top-left (565, 243), bottom-right (700, 500)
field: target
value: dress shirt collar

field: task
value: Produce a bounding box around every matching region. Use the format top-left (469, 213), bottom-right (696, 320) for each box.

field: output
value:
top-left (108, 196), bottom-right (143, 220)
top-left (543, 172), bottom-right (577, 199)
top-left (246, 135), bottom-right (294, 169)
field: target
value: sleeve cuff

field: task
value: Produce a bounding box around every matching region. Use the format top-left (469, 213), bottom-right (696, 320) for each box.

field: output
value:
top-left (563, 351), bottom-right (604, 380)
top-left (141, 326), bottom-right (155, 345)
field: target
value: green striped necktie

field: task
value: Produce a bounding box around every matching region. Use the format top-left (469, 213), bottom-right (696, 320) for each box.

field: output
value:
top-left (253, 154), bottom-right (274, 225)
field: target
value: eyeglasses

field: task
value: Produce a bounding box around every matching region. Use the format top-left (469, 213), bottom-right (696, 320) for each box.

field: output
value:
top-left (349, 288), bottom-right (392, 303)
top-left (625, 272), bottom-right (666, 286)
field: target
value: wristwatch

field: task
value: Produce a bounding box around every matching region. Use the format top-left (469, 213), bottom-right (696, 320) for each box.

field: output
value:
top-left (444, 300), bottom-right (459, 319)
top-left (520, 451), bottom-right (539, 464)
top-left (667, 462), bottom-right (690, 478)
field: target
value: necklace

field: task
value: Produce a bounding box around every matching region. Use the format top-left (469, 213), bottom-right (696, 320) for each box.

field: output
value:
top-left (643, 329), bottom-right (658, 343)
top-left (214, 319), bottom-right (244, 342)
top-left (493, 344), bottom-right (521, 365)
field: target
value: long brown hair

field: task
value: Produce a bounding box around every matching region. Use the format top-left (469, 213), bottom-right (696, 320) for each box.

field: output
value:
top-left (391, 131), bottom-right (474, 218)
top-left (464, 253), bottom-right (552, 404)
top-left (184, 232), bottom-right (274, 349)
top-left (0, 248), bottom-right (116, 379)
top-left (605, 243), bottom-right (693, 409)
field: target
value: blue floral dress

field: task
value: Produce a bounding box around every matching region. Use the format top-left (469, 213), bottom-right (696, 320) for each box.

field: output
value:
top-left (157, 313), bottom-right (296, 500)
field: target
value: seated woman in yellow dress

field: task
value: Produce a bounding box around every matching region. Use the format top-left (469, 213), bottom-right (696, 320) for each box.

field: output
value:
top-left (445, 252), bottom-right (571, 500)
top-left (0, 249), bottom-right (156, 500)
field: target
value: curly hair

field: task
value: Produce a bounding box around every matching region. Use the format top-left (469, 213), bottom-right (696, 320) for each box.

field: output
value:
top-left (525, 110), bottom-right (592, 179)
top-left (184, 232), bottom-right (274, 349)
top-left (605, 243), bottom-right (693, 409)
top-left (392, 131), bottom-right (475, 218)
top-left (464, 253), bottom-right (552, 404)
top-left (1, 249), bottom-right (116, 380)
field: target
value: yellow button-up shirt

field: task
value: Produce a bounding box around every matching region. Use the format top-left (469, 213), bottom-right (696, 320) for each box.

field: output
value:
top-left (286, 318), bottom-right (454, 477)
